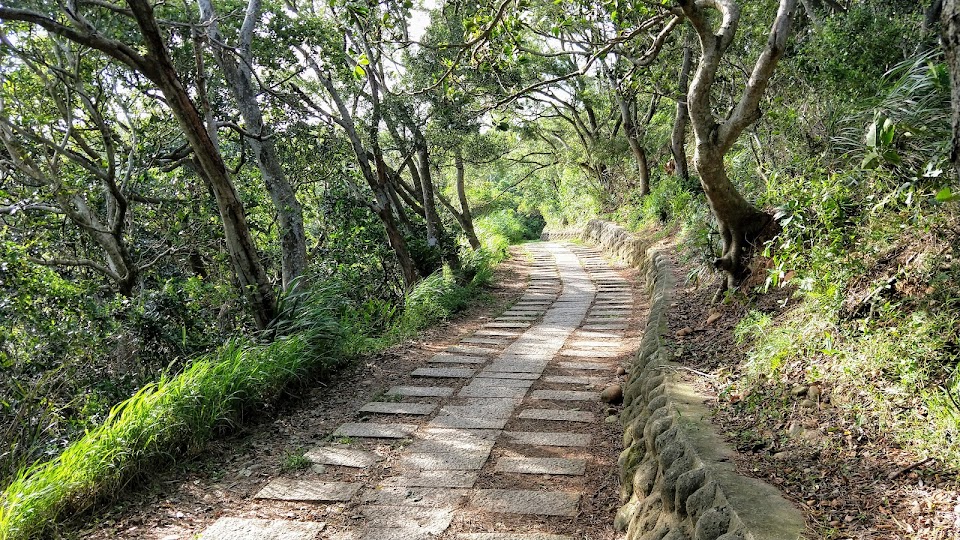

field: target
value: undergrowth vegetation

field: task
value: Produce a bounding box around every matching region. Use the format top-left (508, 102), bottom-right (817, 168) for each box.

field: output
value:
top-left (581, 19), bottom-right (960, 466)
top-left (0, 249), bottom-right (499, 540)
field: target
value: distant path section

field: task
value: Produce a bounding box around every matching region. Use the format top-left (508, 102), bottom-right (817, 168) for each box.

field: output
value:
top-left (200, 242), bottom-right (639, 540)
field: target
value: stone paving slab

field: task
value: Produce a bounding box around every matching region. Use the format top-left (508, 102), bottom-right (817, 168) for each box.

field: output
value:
top-left (542, 375), bottom-right (603, 385)
top-left (558, 361), bottom-right (609, 371)
top-left (304, 446), bottom-right (381, 468)
top-left (411, 367), bottom-right (475, 378)
top-left (590, 310), bottom-right (632, 316)
top-left (255, 478), bottom-right (361, 501)
top-left (460, 337), bottom-right (510, 346)
top-left (200, 517), bottom-right (325, 540)
top-left (583, 320), bottom-right (628, 328)
top-left (530, 390), bottom-right (599, 401)
top-left (518, 409), bottom-right (596, 423)
top-left (381, 470), bottom-right (478, 488)
top-left (457, 534), bottom-right (573, 540)
top-left (474, 329), bottom-right (523, 337)
top-left (476, 371), bottom-right (541, 380)
top-left (419, 427), bottom-right (502, 441)
top-left (334, 422), bottom-right (417, 439)
top-left (361, 486), bottom-right (467, 507)
top-left (441, 397), bottom-right (521, 418)
top-left (568, 340), bottom-right (621, 348)
top-left (359, 402), bottom-right (437, 415)
top-left (458, 384), bottom-right (529, 398)
top-left (559, 349), bottom-right (620, 358)
top-left (401, 451), bottom-right (490, 471)
top-left (495, 457), bottom-right (586, 475)
top-left (471, 489), bottom-right (579, 516)
top-left (503, 431), bottom-right (592, 447)
top-left (498, 314), bottom-right (540, 320)
top-left (359, 505), bottom-right (454, 535)
top-left (446, 345), bottom-right (500, 355)
top-left (484, 361), bottom-right (547, 373)
top-left (428, 353), bottom-right (487, 364)
top-left (484, 321), bottom-right (531, 329)
top-left (407, 437), bottom-right (496, 454)
top-left (427, 416), bottom-right (509, 429)
top-left (575, 331), bottom-right (622, 339)
top-left (387, 385), bottom-right (455, 397)
top-left (467, 377), bottom-right (535, 388)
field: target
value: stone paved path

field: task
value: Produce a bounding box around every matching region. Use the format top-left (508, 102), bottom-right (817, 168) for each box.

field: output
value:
top-left (200, 242), bottom-right (635, 540)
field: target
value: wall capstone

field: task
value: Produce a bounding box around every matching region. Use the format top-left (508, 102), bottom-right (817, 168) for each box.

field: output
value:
top-left (543, 220), bottom-right (804, 540)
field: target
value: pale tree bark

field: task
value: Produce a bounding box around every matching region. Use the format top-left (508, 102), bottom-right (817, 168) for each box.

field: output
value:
top-left (671, 32), bottom-right (693, 182)
top-left (197, 0), bottom-right (307, 291)
top-left (943, 0), bottom-right (960, 181)
top-left (301, 53), bottom-right (420, 289)
top-left (678, 0), bottom-right (799, 293)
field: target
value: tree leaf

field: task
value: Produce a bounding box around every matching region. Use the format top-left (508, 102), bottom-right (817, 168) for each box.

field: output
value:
top-left (935, 187), bottom-right (960, 202)
top-left (353, 65), bottom-right (366, 78)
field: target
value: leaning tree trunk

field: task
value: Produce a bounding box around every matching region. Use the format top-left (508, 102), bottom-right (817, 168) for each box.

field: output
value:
top-left (671, 34), bottom-right (693, 183)
top-left (128, 0), bottom-right (277, 328)
top-left (198, 0), bottom-right (307, 291)
top-left (943, 0), bottom-right (960, 181)
top-left (454, 150), bottom-right (482, 250)
top-left (680, 0), bottom-right (798, 294)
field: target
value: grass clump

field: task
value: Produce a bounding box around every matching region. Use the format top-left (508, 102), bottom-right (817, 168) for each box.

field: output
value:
top-left (0, 284), bottom-right (342, 540)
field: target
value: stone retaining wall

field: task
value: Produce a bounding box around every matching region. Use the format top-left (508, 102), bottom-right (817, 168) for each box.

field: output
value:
top-left (543, 221), bottom-right (804, 540)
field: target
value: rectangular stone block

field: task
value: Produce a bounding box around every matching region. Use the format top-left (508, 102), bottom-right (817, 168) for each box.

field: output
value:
top-left (446, 345), bottom-right (499, 356)
top-left (254, 478), bottom-right (361, 501)
top-left (470, 489), bottom-right (578, 516)
top-left (407, 437), bottom-right (495, 454)
top-left (441, 399), bottom-right (520, 419)
top-left (361, 486), bottom-right (467, 507)
top-left (495, 457), bottom-right (586, 475)
top-left (304, 446), bottom-right (381, 467)
top-left (428, 353), bottom-right (487, 364)
top-left (411, 367), bottom-right (475, 378)
top-left (530, 390), bottom-right (599, 401)
top-left (576, 331), bottom-right (621, 340)
top-left (401, 451), bottom-right (489, 471)
top-left (484, 361), bottom-right (546, 373)
top-left (542, 375), bottom-right (603, 386)
top-left (418, 427), bottom-right (501, 441)
top-left (486, 321), bottom-right (532, 328)
top-left (518, 409), bottom-right (595, 423)
top-left (460, 337), bottom-right (510, 346)
top-left (360, 506), bottom-right (453, 535)
top-left (467, 377), bottom-right (535, 388)
top-left (387, 385), bottom-right (455, 397)
top-left (568, 340), bottom-right (621, 348)
top-left (200, 518), bottom-right (325, 540)
top-left (581, 323), bottom-right (628, 331)
top-left (427, 415), bottom-right (508, 429)
top-left (475, 329), bottom-right (522, 337)
top-left (381, 470), bottom-right (478, 488)
top-left (503, 431), bottom-right (591, 447)
top-left (558, 361), bottom-right (609, 371)
top-left (334, 422), bottom-right (417, 439)
top-left (458, 384), bottom-right (529, 398)
top-left (477, 372), bottom-right (541, 381)
top-left (559, 349), bottom-right (620, 358)
top-left (359, 402), bottom-right (437, 415)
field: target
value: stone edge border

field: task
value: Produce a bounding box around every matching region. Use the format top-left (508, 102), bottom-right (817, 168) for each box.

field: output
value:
top-left (544, 220), bottom-right (804, 540)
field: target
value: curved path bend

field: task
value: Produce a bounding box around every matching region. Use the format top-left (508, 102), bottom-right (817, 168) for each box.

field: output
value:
top-left (200, 242), bottom-right (640, 540)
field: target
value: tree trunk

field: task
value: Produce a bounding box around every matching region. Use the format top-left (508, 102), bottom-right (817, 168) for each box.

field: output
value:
top-left (198, 0), bottom-right (307, 291)
top-left (454, 150), bottom-right (482, 250)
top-left (680, 0), bottom-right (797, 293)
top-left (128, 0), bottom-right (277, 328)
top-left (943, 0), bottom-right (960, 181)
top-left (671, 34), bottom-right (693, 183)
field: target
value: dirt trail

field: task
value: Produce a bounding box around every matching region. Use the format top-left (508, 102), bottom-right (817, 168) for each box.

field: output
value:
top-left (78, 242), bottom-right (649, 540)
